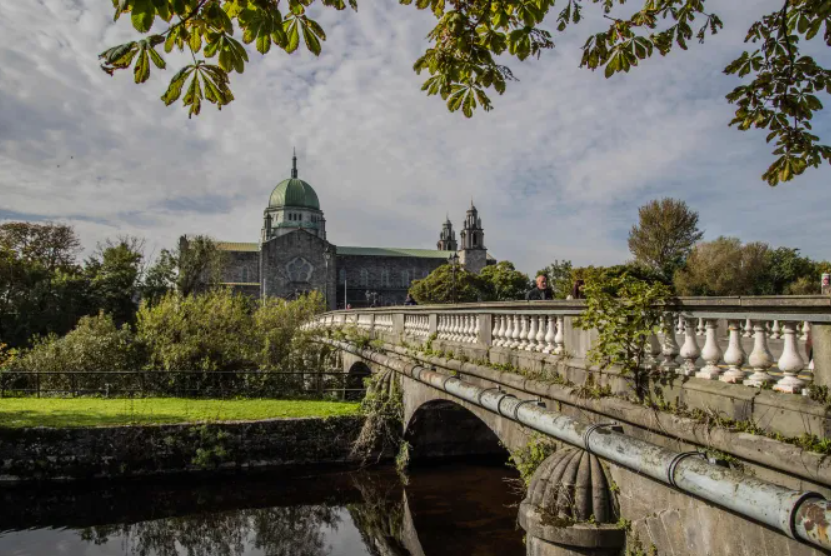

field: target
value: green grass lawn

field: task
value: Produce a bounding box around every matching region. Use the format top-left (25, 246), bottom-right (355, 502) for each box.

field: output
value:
top-left (0, 398), bottom-right (362, 428)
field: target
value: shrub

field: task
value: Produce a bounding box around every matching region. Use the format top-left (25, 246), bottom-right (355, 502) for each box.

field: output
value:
top-left (8, 312), bottom-right (143, 394)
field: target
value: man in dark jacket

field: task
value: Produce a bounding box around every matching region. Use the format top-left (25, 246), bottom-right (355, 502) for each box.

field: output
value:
top-left (525, 274), bottom-right (554, 301)
top-left (404, 294), bottom-right (418, 306)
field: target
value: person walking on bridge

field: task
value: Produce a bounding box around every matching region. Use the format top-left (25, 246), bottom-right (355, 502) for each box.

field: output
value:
top-left (525, 274), bottom-right (554, 301)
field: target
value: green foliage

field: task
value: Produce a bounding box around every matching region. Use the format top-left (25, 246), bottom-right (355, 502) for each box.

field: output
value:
top-left (8, 313), bottom-right (144, 393)
top-left (409, 263), bottom-right (484, 304)
top-left (624, 533), bottom-right (658, 556)
top-left (576, 272), bottom-right (672, 400)
top-left (137, 288), bottom-right (255, 372)
top-left (352, 369), bottom-right (404, 464)
top-left (174, 235), bottom-right (227, 297)
top-left (724, 2), bottom-right (831, 186)
top-left (628, 198), bottom-right (703, 280)
top-left (479, 261), bottom-right (531, 301)
top-left (85, 237), bottom-right (145, 326)
top-left (479, 261), bottom-right (530, 301)
top-left (0, 343), bottom-right (15, 370)
top-left (536, 259), bottom-right (573, 299)
top-left (674, 237), bottom-right (769, 296)
top-left (758, 246), bottom-right (821, 295)
top-left (507, 433), bottom-right (557, 488)
top-left (395, 440), bottom-right (412, 474)
top-left (0, 222), bottom-right (90, 347)
top-left (101, 1), bottom-right (831, 184)
top-left (191, 425), bottom-right (231, 469)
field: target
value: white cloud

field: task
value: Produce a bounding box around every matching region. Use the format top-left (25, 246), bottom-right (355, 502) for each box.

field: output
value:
top-left (0, 0), bottom-right (830, 276)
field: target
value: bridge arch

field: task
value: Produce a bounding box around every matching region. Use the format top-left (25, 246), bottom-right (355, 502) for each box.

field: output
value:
top-left (404, 398), bottom-right (509, 462)
top-left (345, 361), bottom-right (371, 401)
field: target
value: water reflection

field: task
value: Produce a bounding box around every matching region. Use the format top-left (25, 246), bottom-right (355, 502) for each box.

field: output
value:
top-left (0, 462), bottom-right (523, 556)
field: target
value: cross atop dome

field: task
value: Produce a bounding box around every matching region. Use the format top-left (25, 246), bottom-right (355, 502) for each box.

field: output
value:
top-left (291, 147), bottom-right (298, 179)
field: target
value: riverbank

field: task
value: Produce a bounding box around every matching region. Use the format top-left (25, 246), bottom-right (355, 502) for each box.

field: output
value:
top-left (0, 414), bottom-right (366, 482)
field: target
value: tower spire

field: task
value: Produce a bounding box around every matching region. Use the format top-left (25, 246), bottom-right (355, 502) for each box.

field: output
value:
top-left (291, 148), bottom-right (298, 179)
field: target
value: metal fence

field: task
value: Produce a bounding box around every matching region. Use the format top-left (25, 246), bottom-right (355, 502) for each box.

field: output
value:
top-left (0, 370), bottom-right (368, 400)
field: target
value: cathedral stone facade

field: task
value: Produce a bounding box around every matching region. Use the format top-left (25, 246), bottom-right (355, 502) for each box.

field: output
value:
top-left (215, 154), bottom-right (495, 309)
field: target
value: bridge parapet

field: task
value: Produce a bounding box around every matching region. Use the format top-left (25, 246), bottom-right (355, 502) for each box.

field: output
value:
top-left (307, 296), bottom-right (831, 439)
top-left (311, 297), bottom-right (830, 391)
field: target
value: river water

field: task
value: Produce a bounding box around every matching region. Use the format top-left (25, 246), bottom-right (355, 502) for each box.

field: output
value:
top-left (0, 462), bottom-right (524, 556)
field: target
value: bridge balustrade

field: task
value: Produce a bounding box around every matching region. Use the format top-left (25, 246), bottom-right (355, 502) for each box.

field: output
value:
top-left (308, 296), bottom-right (831, 397)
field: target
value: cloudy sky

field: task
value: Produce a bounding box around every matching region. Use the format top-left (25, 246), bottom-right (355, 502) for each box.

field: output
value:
top-left (1, 0), bottom-right (829, 275)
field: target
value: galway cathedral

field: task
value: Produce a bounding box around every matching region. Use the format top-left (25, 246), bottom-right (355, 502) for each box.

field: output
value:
top-left (214, 153), bottom-right (495, 309)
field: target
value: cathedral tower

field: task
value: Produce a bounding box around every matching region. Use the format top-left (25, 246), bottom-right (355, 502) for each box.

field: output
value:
top-left (459, 201), bottom-right (487, 274)
top-left (437, 216), bottom-right (458, 251)
top-left (261, 151), bottom-right (327, 242)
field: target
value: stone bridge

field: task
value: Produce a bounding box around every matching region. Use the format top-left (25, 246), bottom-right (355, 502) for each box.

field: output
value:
top-left (316, 297), bottom-right (831, 556)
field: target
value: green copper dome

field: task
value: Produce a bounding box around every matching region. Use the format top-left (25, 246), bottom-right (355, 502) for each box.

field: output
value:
top-left (268, 152), bottom-right (320, 210)
top-left (269, 178), bottom-right (320, 209)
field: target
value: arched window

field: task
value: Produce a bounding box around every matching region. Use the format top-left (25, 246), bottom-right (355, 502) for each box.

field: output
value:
top-left (241, 267), bottom-right (249, 283)
top-left (401, 270), bottom-right (409, 287)
top-left (473, 234), bottom-right (478, 246)
top-left (381, 268), bottom-right (390, 287)
top-left (339, 269), bottom-right (346, 284)
top-left (360, 269), bottom-right (369, 287)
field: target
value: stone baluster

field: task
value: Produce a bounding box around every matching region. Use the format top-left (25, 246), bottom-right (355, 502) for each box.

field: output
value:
top-left (492, 316), bottom-right (503, 347)
top-left (445, 315), bottom-right (453, 341)
top-left (801, 321), bottom-right (811, 342)
top-left (696, 319), bottom-right (723, 380)
top-left (437, 316), bottom-right (445, 340)
top-left (500, 315), bottom-right (510, 347)
top-left (646, 331), bottom-right (662, 371)
top-left (696, 318), bottom-right (705, 337)
top-left (744, 320), bottom-right (775, 387)
top-left (743, 318), bottom-right (753, 339)
top-left (459, 315), bottom-right (467, 343)
top-left (503, 316), bottom-right (515, 348)
top-left (770, 320), bottom-right (781, 341)
top-left (543, 316), bottom-right (556, 354)
top-left (553, 316), bottom-right (565, 356)
top-left (467, 315), bottom-right (476, 344)
top-left (774, 322), bottom-right (807, 394)
top-left (535, 316), bottom-right (546, 352)
top-left (454, 315), bottom-right (462, 342)
top-left (505, 315), bottom-right (519, 349)
top-left (720, 320), bottom-right (747, 384)
top-left (661, 313), bottom-right (680, 373)
top-left (679, 317), bottom-right (700, 376)
top-left (676, 315), bottom-right (684, 334)
top-left (525, 316), bottom-right (539, 351)
top-left (517, 316), bottom-right (529, 350)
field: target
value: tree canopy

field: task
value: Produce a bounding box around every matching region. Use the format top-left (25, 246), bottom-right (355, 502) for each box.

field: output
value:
top-left (673, 236), bottom-right (770, 296)
top-left (0, 222), bottom-right (227, 349)
top-left (100, 0), bottom-right (831, 185)
top-left (628, 198), bottom-right (703, 281)
top-left (408, 263), bottom-right (485, 304)
top-left (479, 261), bottom-right (531, 301)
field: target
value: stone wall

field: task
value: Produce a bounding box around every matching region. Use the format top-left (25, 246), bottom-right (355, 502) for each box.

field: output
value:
top-left (221, 250), bottom-right (260, 285)
top-left (335, 255), bottom-right (446, 308)
top-left (0, 415), bottom-right (364, 482)
top-left (261, 230), bottom-right (337, 309)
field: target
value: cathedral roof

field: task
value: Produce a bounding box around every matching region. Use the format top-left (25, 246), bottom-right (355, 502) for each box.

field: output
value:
top-left (337, 247), bottom-right (456, 258)
top-left (268, 151), bottom-right (320, 210)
